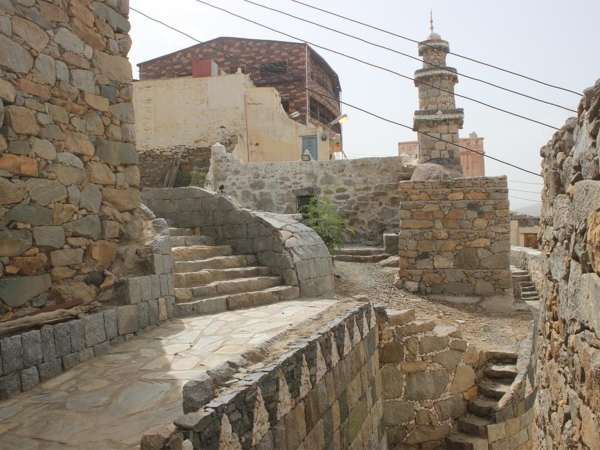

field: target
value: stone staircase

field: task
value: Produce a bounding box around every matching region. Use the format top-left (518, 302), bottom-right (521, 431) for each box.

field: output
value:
top-left (446, 351), bottom-right (519, 450)
top-left (511, 267), bottom-right (540, 307)
top-left (169, 227), bottom-right (299, 317)
top-left (334, 245), bottom-right (391, 263)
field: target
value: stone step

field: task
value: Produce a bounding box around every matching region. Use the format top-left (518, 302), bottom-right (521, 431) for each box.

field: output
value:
top-left (336, 246), bottom-right (386, 256)
top-left (334, 254), bottom-right (390, 263)
top-left (484, 364), bottom-right (519, 379)
top-left (486, 351), bottom-right (518, 364)
top-left (478, 379), bottom-right (512, 400)
top-left (171, 245), bottom-right (233, 262)
top-left (175, 276), bottom-right (283, 303)
top-left (468, 397), bottom-right (500, 418)
top-left (446, 432), bottom-right (489, 450)
top-left (511, 273), bottom-right (530, 281)
top-left (521, 292), bottom-right (539, 299)
top-left (170, 235), bottom-right (215, 247)
top-left (174, 266), bottom-right (273, 288)
top-left (519, 282), bottom-right (535, 290)
top-left (173, 255), bottom-right (257, 273)
top-left (173, 286), bottom-right (300, 318)
top-left (169, 227), bottom-right (192, 236)
top-left (458, 415), bottom-right (491, 438)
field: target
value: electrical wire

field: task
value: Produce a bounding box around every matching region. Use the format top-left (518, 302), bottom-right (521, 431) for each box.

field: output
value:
top-left (507, 180), bottom-right (543, 186)
top-left (242, 0), bottom-right (576, 113)
top-left (510, 195), bottom-right (542, 203)
top-left (129, 7), bottom-right (542, 178)
top-left (192, 0), bottom-right (560, 131)
top-left (511, 188), bottom-right (542, 195)
top-left (290, 0), bottom-right (582, 97)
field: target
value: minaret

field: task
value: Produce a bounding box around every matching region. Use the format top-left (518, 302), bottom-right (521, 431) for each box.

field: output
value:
top-left (413, 14), bottom-right (464, 173)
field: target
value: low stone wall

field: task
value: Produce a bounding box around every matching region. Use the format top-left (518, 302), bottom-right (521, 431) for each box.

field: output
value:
top-left (396, 176), bottom-right (512, 298)
top-left (0, 219), bottom-right (176, 399)
top-left (207, 144), bottom-right (414, 243)
top-left (142, 187), bottom-right (334, 298)
top-left (379, 307), bottom-right (536, 449)
top-left (379, 309), bottom-right (479, 447)
top-left (138, 146), bottom-right (211, 188)
top-left (510, 246), bottom-right (543, 294)
top-left (172, 303), bottom-right (385, 450)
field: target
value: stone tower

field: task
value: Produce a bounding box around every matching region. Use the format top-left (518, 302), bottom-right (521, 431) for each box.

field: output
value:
top-left (413, 19), bottom-right (464, 173)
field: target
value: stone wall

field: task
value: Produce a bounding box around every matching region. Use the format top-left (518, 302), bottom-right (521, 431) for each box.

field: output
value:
top-left (207, 145), bottom-right (415, 243)
top-left (510, 246), bottom-right (543, 294)
top-left (172, 303), bottom-right (385, 450)
top-left (142, 187), bottom-right (335, 298)
top-left (535, 79), bottom-right (600, 449)
top-left (138, 146), bottom-right (211, 188)
top-left (0, 218), bottom-right (176, 399)
top-left (395, 176), bottom-right (513, 298)
top-left (0, 0), bottom-right (142, 319)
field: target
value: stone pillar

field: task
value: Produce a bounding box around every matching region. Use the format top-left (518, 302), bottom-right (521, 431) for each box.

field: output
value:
top-left (413, 31), bottom-right (464, 173)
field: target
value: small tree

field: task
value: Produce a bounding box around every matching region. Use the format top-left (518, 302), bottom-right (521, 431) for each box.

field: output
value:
top-left (300, 196), bottom-right (351, 255)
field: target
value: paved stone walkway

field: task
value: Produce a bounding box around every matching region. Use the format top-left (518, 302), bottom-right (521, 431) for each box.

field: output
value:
top-left (0, 299), bottom-right (337, 450)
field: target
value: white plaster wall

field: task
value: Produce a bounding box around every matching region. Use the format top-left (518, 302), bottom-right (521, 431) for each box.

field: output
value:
top-left (134, 75), bottom-right (249, 152)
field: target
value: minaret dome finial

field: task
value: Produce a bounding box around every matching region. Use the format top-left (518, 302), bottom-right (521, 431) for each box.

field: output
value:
top-left (430, 10), bottom-right (434, 35)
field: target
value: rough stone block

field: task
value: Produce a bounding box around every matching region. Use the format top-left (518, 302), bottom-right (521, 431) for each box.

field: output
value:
top-left (93, 341), bottom-right (110, 357)
top-left (21, 330), bottom-right (43, 367)
top-left (78, 347), bottom-right (94, 362)
top-left (38, 359), bottom-right (62, 381)
top-left (138, 302), bottom-right (149, 330)
top-left (63, 353), bottom-right (80, 371)
top-left (0, 335), bottom-right (23, 374)
top-left (405, 371), bottom-right (449, 400)
top-left (53, 322), bottom-right (72, 358)
top-left (70, 319), bottom-right (85, 352)
top-left (104, 309), bottom-right (118, 340)
top-left (182, 372), bottom-right (214, 414)
top-left (21, 366), bottom-right (39, 391)
top-left (84, 313), bottom-right (107, 347)
top-left (148, 299), bottom-right (159, 326)
top-left (117, 305), bottom-right (139, 335)
top-left (388, 309), bottom-right (416, 326)
top-left (0, 372), bottom-right (21, 400)
top-left (140, 276), bottom-right (152, 301)
top-left (151, 275), bottom-right (161, 299)
top-left (40, 325), bottom-right (57, 363)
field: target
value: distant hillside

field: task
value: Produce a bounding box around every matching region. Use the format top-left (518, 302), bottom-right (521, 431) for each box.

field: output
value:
top-left (513, 203), bottom-right (541, 217)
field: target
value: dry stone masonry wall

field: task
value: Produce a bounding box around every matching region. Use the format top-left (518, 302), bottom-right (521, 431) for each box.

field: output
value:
top-left (536, 79), bottom-right (600, 449)
top-left (138, 145), bottom-right (212, 189)
top-left (172, 304), bottom-right (385, 450)
top-left (208, 145), bottom-right (414, 243)
top-left (396, 176), bottom-right (513, 298)
top-left (0, 0), bottom-right (141, 319)
top-left (142, 187), bottom-right (334, 298)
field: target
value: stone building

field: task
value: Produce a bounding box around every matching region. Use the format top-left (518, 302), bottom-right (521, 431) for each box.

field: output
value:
top-left (398, 132), bottom-right (486, 177)
top-left (137, 37), bottom-right (343, 140)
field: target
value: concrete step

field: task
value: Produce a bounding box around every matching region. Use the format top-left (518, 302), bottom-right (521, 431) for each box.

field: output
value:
top-left (175, 276), bottom-right (283, 303)
top-left (173, 286), bottom-right (300, 317)
top-left (478, 379), bottom-right (512, 400)
top-left (446, 432), bottom-right (489, 450)
top-left (336, 246), bottom-right (386, 256)
top-left (458, 415), bottom-right (491, 438)
top-left (468, 397), bottom-right (499, 418)
top-left (484, 364), bottom-right (519, 379)
top-left (169, 227), bottom-right (192, 236)
top-left (174, 266), bottom-right (273, 288)
top-left (173, 255), bottom-right (257, 273)
top-left (171, 245), bottom-right (233, 262)
top-left (486, 351), bottom-right (518, 364)
top-left (334, 254), bottom-right (390, 263)
top-left (170, 235), bottom-right (215, 247)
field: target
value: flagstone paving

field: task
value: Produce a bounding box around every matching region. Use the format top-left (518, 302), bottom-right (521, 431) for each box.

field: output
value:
top-left (0, 299), bottom-right (337, 450)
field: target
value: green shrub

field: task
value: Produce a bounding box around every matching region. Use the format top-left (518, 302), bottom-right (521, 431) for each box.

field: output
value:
top-left (173, 170), bottom-right (206, 188)
top-left (300, 196), bottom-right (352, 255)
top-left (190, 171), bottom-right (206, 187)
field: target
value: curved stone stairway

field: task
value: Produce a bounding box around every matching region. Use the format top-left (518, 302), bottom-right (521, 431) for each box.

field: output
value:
top-left (334, 245), bottom-right (391, 263)
top-left (169, 228), bottom-right (299, 317)
top-left (446, 351), bottom-right (519, 450)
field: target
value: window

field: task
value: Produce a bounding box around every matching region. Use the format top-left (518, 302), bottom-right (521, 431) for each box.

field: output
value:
top-left (297, 195), bottom-right (315, 216)
top-left (309, 97), bottom-right (340, 131)
top-left (260, 61), bottom-right (287, 77)
top-left (281, 97), bottom-right (290, 113)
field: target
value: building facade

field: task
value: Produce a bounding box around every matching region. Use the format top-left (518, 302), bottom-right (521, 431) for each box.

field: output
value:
top-left (137, 37), bottom-right (343, 137)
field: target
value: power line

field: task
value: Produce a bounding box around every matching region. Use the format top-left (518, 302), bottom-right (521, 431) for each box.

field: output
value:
top-left (192, 0), bottom-right (560, 131)
top-left (511, 188), bottom-right (541, 195)
top-left (510, 195), bottom-right (542, 203)
top-left (508, 179), bottom-right (543, 186)
top-left (129, 7), bottom-right (542, 178)
top-left (290, 0), bottom-right (582, 97)
top-left (242, 0), bottom-right (576, 113)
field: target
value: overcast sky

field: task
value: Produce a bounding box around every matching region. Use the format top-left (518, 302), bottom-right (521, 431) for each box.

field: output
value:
top-left (128, 0), bottom-right (600, 212)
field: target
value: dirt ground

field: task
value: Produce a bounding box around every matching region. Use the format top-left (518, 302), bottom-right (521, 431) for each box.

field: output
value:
top-left (333, 261), bottom-right (534, 353)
